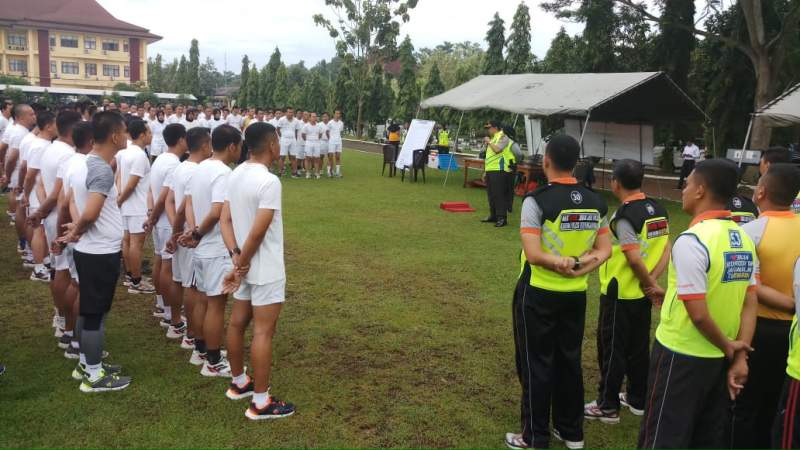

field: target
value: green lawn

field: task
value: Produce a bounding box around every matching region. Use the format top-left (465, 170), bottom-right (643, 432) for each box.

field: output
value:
top-left (0, 149), bottom-right (691, 448)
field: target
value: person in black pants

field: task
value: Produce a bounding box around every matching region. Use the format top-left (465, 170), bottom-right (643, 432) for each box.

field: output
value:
top-left (677, 140), bottom-right (699, 189)
top-left (482, 121), bottom-right (512, 227)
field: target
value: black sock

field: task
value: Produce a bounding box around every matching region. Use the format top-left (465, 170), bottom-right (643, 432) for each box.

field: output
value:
top-left (126, 271), bottom-right (132, 279)
top-left (207, 348), bottom-right (221, 364)
top-left (187, 333), bottom-right (194, 340)
top-left (195, 339), bottom-right (207, 353)
top-left (131, 276), bottom-right (141, 285)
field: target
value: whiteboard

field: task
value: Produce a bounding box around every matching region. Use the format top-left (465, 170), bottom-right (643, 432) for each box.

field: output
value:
top-left (564, 120), bottom-right (655, 165)
top-left (396, 119), bottom-right (435, 169)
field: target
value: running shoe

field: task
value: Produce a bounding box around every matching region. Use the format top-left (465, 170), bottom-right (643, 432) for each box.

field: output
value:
top-left (306, 173), bottom-right (311, 179)
top-left (180, 336), bottom-right (195, 350)
top-left (553, 429), bottom-right (584, 449)
top-left (79, 370), bottom-right (131, 393)
top-left (72, 362), bottom-right (122, 381)
top-left (201, 357), bottom-right (232, 378)
top-left (158, 318), bottom-right (171, 328)
top-left (584, 402), bottom-right (620, 424)
top-left (226, 378), bottom-right (254, 400)
top-left (128, 280), bottom-right (155, 294)
top-left (64, 345), bottom-right (79, 360)
top-left (54, 327), bottom-right (64, 338)
top-left (30, 270), bottom-right (49, 283)
top-left (57, 333), bottom-right (72, 349)
top-left (619, 392), bottom-right (644, 416)
top-left (189, 350), bottom-right (207, 366)
top-left (122, 274), bottom-right (132, 287)
top-left (166, 322), bottom-right (186, 339)
top-left (245, 397), bottom-right (295, 420)
top-left (504, 433), bottom-right (531, 449)
top-left (152, 307), bottom-right (166, 318)
top-left (22, 258), bottom-right (36, 269)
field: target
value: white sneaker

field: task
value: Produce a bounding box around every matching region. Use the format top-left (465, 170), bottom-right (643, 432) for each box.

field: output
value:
top-left (54, 327), bottom-right (64, 338)
top-left (166, 323), bottom-right (186, 339)
top-left (619, 392), bottom-right (644, 416)
top-left (30, 270), bottom-right (49, 282)
top-left (200, 357), bottom-right (232, 378)
top-left (180, 337), bottom-right (195, 350)
top-left (553, 429), bottom-right (584, 449)
top-left (504, 432), bottom-right (531, 449)
top-left (189, 350), bottom-right (206, 366)
top-left (305, 173), bottom-right (311, 179)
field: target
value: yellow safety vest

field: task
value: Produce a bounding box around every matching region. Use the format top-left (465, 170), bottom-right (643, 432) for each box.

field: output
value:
top-left (518, 181), bottom-right (608, 292)
top-left (788, 317), bottom-right (800, 379)
top-left (438, 130), bottom-right (449, 147)
top-left (599, 196), bottom-right (670, 300)
top-left (656, 216), bottom-right (757, 358)
top-left (485, 131), bottom-right (513, 173)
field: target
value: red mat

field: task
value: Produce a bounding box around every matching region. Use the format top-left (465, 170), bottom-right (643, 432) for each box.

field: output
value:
top-left (440, 202), bottom-right (476, 213)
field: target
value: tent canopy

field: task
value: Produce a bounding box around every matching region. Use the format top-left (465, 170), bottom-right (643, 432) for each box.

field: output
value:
top-left (420, 72), bottom-right (707, 123)
top-left (755, 82), bottom-right (800, 127)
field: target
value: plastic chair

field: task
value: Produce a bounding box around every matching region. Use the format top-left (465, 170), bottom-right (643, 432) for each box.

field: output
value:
top-left (401, 149), bottom-right (429, 183)
top-left (382, 144), bottom-right (397, 177)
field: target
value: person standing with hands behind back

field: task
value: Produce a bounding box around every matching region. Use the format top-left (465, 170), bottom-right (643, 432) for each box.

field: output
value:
top-left (482, 120), bottom-right (514, 228)
top-left (505, 134), bottom-right (611, 450)
top-left (677, 139), bottom-right (700, 189)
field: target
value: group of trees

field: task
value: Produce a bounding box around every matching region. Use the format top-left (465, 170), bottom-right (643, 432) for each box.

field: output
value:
top-left (147, 39), bottom-right (238, 100)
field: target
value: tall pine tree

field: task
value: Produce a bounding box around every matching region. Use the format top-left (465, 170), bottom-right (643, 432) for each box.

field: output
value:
top-left (148, 54), bottom-right (163, 91)
top-left (261, 48), bottom-right (282, 107)
top-left (245, 64), bottom-right (260, 108)
top-left (238, 55), bottom-right (250, 106)
top-left (505, 2), bottom-right (534, 73)
top-left (654, 0), bottom-right (695, 90)
top-left (188, 39), bottom-right (200, 97)
top-left (484, 13), bottom-right (506, 74)
top-left (541, 27), bottom-right (580, 73)
top-left (395, 36), bottom-right (419, 122)
top-left (176, 55), bottom-right (190, 93)
top-left (272, 64), bottom-right (289, 109)
top-left (581, 0), bottom-right (616, 72)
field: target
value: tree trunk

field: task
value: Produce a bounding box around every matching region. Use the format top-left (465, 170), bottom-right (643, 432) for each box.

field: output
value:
top-left (750, 54), bottom-right (774, 150)
top-left (356, 96), bottom-right (364, 138)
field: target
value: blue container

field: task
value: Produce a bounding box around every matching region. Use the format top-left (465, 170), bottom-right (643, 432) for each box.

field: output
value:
top-left (438, 154), bottom-right (459, 170)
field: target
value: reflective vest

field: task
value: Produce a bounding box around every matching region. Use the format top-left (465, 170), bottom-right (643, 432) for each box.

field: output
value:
top-left (518, 182), bottom-right (608, 292)
top-left (438, 130), bottom-right (449, 147)
top-left (788, 317), bottom-right (800, 379)
top-left (485, 131), bottom-right (514, 173)
top-left (656, 218), bottom-right (757, 358)
top-left (728, 195), bottom-right (759, 225)
top-left (600, 196), bottom-right (670, 300)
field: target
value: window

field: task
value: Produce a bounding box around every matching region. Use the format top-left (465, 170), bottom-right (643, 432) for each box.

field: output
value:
top-left (102, 64), bottom-right (120, 77)
top-left (102, 40), bottom-right (119, 51)
top-left (50, 61), bottom-right (57, 74)
top-left (60, 34), bottom-right (78, 48)
top-left (85, 63), bottom-right (97, 76)
top-left (124, 65), bottom-right (130, 78)
top-left (9, 58), bottom-right (27, 73)
top-left (61, 62), bottom-right (79, 75)
top-left (7, 33), bottom-right (27, 49)
top-left (49, 35), bottom-right (56, 47)
top-left (84, 37), bottom-right (96, 50)
top-left (123, 41), bottom-right (129, 52)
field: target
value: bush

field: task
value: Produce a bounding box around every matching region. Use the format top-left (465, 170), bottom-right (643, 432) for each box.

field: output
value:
top-left (135, 90), bottom-right (159, 106)
top-left (0, 75), bottom-right (30, 86)
top-left (3, 87), bottom-right (26, 104)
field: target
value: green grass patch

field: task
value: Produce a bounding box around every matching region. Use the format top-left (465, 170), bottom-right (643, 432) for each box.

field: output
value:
top-left (0, 149), bottom-right (691, 448)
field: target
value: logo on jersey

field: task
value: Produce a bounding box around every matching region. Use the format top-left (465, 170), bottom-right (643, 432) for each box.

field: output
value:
top-left (729, 229), bottom-right (743, 248)
top-left (559, 212), bottom-right (600, 231)
top-left (645, 218), bottom-right (669, 239)
top-left (731, 213), bottom-right (755, 224)
top-left (646, 204), bottom-right (655, 216)
top-left (722, 251), bottom-right (754, 283)
top-left (570, 191), bottom-right (583, 205)
top-left (732, 197), bottom-right (743, 209)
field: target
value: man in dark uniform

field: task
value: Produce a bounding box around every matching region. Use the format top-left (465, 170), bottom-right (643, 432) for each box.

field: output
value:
top-left (482, 120), bottom-right (514, 228)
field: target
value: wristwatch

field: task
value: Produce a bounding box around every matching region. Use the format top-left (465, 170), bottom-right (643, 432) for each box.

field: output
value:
top-left (572, 256), bottom-right (581, 270)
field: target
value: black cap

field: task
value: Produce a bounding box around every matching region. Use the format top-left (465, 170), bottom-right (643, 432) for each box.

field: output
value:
top-left (484, 120), bottom-right (501, 129)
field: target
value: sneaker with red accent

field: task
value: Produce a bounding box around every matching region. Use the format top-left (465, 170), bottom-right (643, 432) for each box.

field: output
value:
top-left (584, 402), bottom-right (620, 424)
top-left (619, 392), bottom-right (644, 416)
top-left (180, 336), bottom-right (195, 350)
top-left (200, 357), bottom-right (231, 378)
top-left (504, 432), bottom-right (531, 449)
top-left (189, 350), bottom-right (207, 366)
top-left (245, 397), bottom-right (295, 420)
top-left (226, 378), bottom-right (254, 400)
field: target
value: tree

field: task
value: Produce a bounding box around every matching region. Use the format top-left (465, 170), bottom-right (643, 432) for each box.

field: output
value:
top-left (238, 55), bottom-right (250, 106)
top-left (541, 27), bottom-right (581, 72)
top-left (260, 48), bottom-right (282, 107)
top-left (245, 64), bottom-right (260, 108)
top-left (653, 0), bottom-right (695, 90)
top-left (0, 75), bottom-right (30, 86)
top-left (164, 58), bottom-right (178, 93)
top-left (483, 12), bottom-right (506, 74)
top-left (176, 55), bottom-right (190, 94)
top-left (272, 64), bottom-right (289, 109)
top-left (424, 61), bottom-right (445, 98)
top-left (303, 72), bottom-right (326, 113)
top-left (148, 54), bottom-right (164, 91)
top-left (313, 0), bottom-right (418, 136)
top-left (135, 90), bottom-right (160, 106)
top-left (199, 57), bottom-right (222, 99)
top-left (506, 2), bottom-right (535, 73)
top-left (395, 35), bottom-right (419, 121)
top-left (188, 39), bottom-right (201, 97)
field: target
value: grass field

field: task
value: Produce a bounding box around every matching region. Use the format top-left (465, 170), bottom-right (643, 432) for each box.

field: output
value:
top-left (0, 149), bottom-right (692, 448)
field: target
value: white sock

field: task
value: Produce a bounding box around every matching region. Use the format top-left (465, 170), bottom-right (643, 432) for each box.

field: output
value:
top-left (43, 256), bottom-right (51, 265)
top-left (64, 330), bottom-right (73, 337)
top-left (156, 295), bottom-right (164, 309)
top-left (336, 164), bottom-right (341, 174)
top-left (252, 391), bottom-right (269, 408)
top-left (85, 363), bottom-right (103, 381)
top-left (71, 340), bottom-right (79, 349)
top-left (232, 373), bottom-right (249, 388)
top-left (79, 353), bottom-right (86, 365)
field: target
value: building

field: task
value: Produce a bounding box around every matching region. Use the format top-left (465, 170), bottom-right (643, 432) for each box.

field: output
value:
top-left (0, 0), bottom-right (160, 90)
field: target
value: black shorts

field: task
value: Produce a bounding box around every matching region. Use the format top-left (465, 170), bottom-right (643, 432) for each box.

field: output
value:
top-left (73, 250), bottom-right (121, 315)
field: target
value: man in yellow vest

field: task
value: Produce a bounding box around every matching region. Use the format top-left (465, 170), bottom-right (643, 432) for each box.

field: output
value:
top-left (732, 163), bottom-right (800, 448)
top-left (773, 257), bottom-right (800, 448)
top-left (638, 159), bottom-right (759, 448)
top-left (437, 125), bottom-right (449, 154)
top-left (505, 134), bottom-right (611, 450)
top-left (584, 160), bottom-right (671, 424)
top-left (482, 120), bottom-right (514, 228)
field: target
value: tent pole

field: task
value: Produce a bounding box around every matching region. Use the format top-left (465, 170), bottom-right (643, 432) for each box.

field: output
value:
top-left (738, 115), bottom-right (754, 167)
top-left (579, 111), bottom-right (592, 159)
top-left (443, 111), bottom-right (465, 187)
top-left (512, 114), bottom-right (519, 128)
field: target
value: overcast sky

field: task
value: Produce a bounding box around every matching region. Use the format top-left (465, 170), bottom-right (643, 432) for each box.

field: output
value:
top-left (96, 0), bottom-right (584, 71)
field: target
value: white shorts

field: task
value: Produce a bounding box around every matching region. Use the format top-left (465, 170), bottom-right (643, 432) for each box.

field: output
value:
top-left (320, 141), bottom-right (329, 155)
top-left (152, 227), bottom-right (172, 260)
top-left (44, 214), bottom-right (58, 249)
top-left (293, 140), bottom-right (305, 159)
top-left (328, 140), bottom-right (342, 153)
top-left (191, 255), bottom-right (233, 296)
top-left (233, 278), bottom-right (286, 307)
top-left (305, 141), bottom-right (321, 158)
top-left (123, 215), bottom-right (147, 234)
top-left (172, 246), bottom-right (195, 287)
top-left (66, 244), bottom-right (78, 281)
top-left (279, 138), bottom-right (295, 157)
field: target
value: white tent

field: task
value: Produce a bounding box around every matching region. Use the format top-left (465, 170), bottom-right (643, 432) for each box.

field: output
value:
top-left (755, 82), bottom-right (800, 127)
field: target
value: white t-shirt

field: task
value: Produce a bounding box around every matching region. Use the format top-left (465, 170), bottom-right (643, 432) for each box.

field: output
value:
top-left (75, 154), bottom-right (123, 254)
top-left (6, 123), bottom-right (29, 187)
top-left (63, 152), bottom-right (87, 198)
top-left (327, 119), bottom-right (344, 142)
top-left (277, 117), bottom-right (298, 140)
top-left (302, 123), bottom-right (323, 142)
top-left (197, 112), bottom-right (207, 121)
top-left (167, 114), bottom-right (183, 125)
top-left (0, 115), bottom-right (9, 137)
top-left (18, 131), bottom-right (38, 168)
top-left (0, 118), bottom-right (15, 145)
top-left (189, 158), bottom-right (231, 258)
top-left (150, 152), bottom-right (181, 229)
top-left (226, 162), bottom-right (284, 284)
top-left (226, 114), bottom-right (243, 129)
top-left (268, 118), bottom-right (279, 128)
top-left (295, 120), bottom-right (306, 144)
top-left (169, 160), bottom-right (199, 230)
top-left (26, 136), bottom-right (51, 207)
top-left (149, 119), bottom-right (167, 156)
top-left (40, 140), bottom-right (75, 218)
top-left (181, 119), bottom-right (200, 130)
top-left (682, 144), bottom-right (700, 160)
top-left (320, 122), bottom-right (330, 141)
top-left (116, 144), bottom-right (151, 216)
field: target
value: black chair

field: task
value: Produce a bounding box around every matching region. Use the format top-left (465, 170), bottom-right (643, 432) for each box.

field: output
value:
top-left (401, 149), bottom-right (429, 183)
top-left (381, 144), bottom-right (397, 177)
